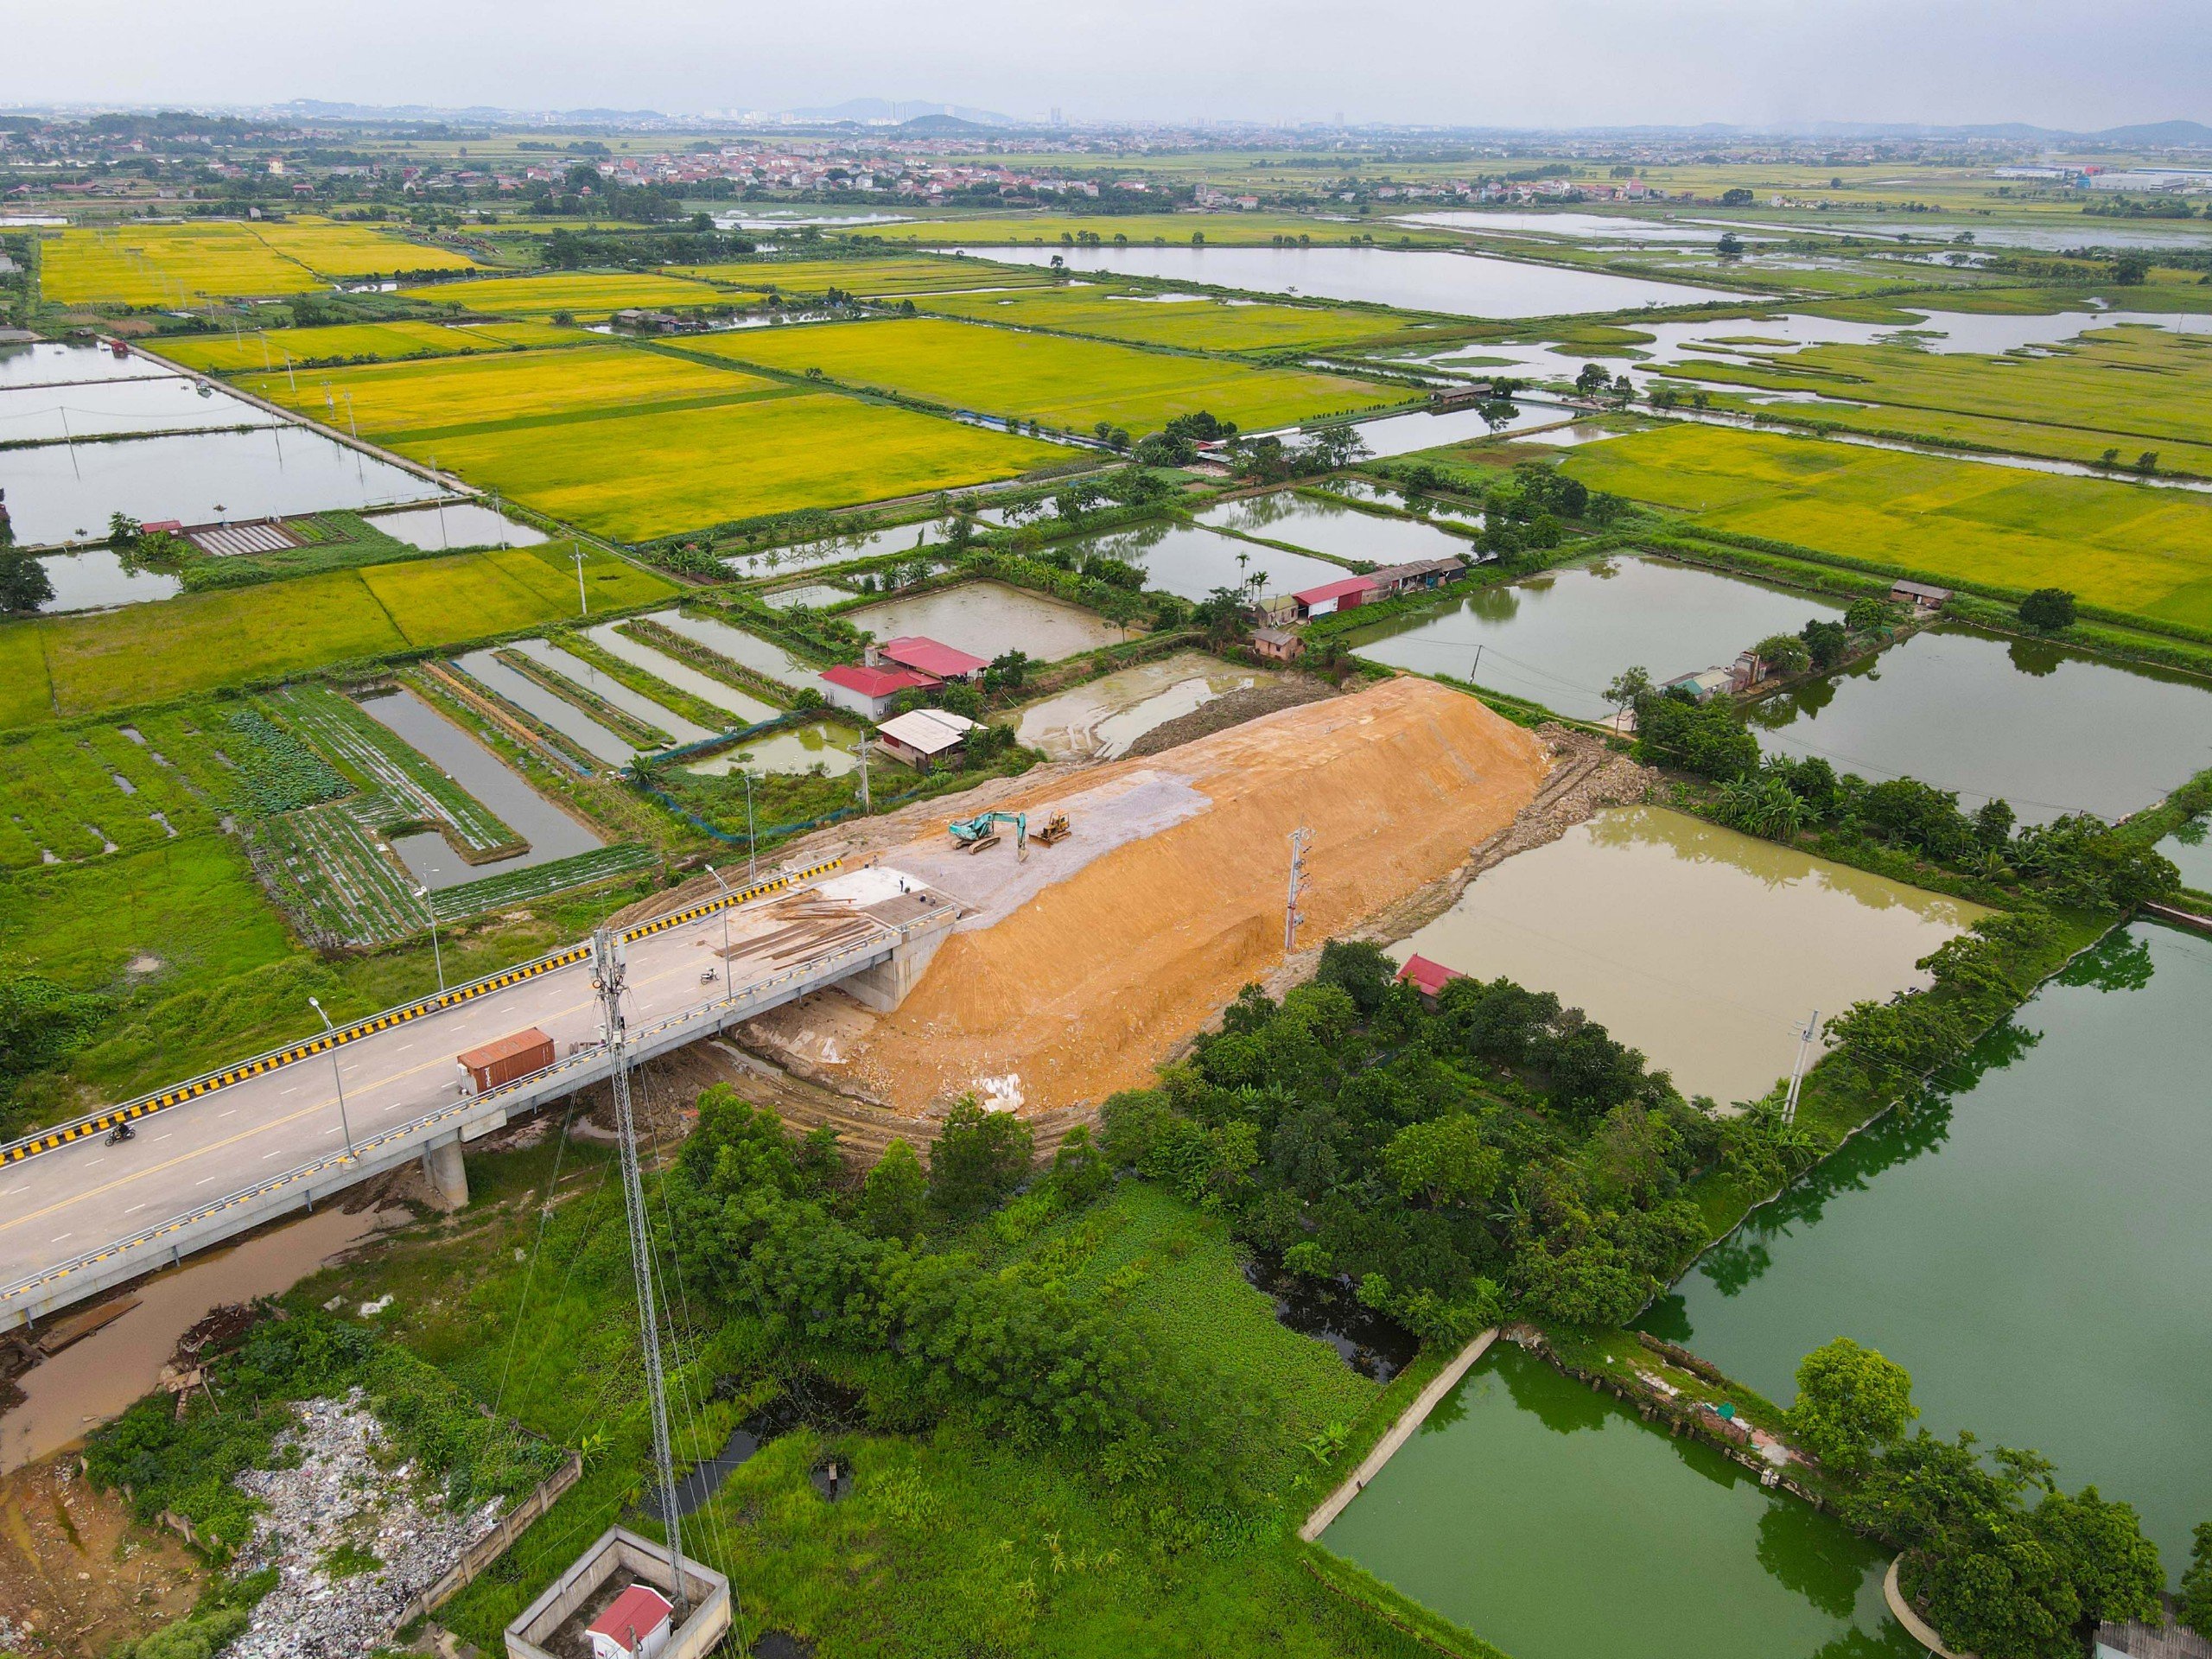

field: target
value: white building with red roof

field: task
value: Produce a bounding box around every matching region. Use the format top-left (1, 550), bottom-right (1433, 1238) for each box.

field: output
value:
top-left (587, 1583), bottom-right (674, 1659)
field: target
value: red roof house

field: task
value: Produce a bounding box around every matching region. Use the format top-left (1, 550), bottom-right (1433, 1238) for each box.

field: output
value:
top-left (586, 1583), bottom-right (674, 1659)
top-left (1395, 953), bottom-right (1466, 1004)
top-left (881, 635), bottom-right (990, 682)
top-left (818, 662), bottom-right (940, 721)
top-left (1291, 575), bottom-right (1376, 619)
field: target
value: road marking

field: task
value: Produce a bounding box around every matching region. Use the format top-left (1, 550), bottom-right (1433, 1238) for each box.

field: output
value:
top-left (125, 1203), bottom-right (148, 1214)
top-left (278, 1085), bottom-right (301, 1096)
top-left (218, 1109), bottom-right (236, 1117)
top-left (50, 1233), bottom-right (70, 1243)
top-left (196, 1175), bottom-right (222, 1185)
top-left (262, 1148), bottom-right (283, 1159)
top-left (152, 1132), bottom-right (173, 1141)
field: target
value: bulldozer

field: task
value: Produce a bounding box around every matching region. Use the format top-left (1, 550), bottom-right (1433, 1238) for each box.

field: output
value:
top-left (1030, 810), bottom-right (1071, 848)
top-left (947, 810), bottom-right (1027, 855)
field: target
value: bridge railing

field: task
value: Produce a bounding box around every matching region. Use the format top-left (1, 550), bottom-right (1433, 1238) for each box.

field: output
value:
top-left (0, 914), bottom-right (896, 1323)
top-left (0, 856), bottom-right (841, 1166)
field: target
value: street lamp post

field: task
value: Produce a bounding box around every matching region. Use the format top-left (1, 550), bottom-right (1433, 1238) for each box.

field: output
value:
top-left (573, 543), bottom-right (588, 617)
top-left (703, 864), bottom-right (734, 989)
top-left (415, 887), bottom-right (445, 992)
top-left (307, 996), bottom-right (356, 1157)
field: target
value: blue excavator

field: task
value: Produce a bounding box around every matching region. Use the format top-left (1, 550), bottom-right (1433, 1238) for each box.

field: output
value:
top-left (947, 810), bottom-right (1027, 855)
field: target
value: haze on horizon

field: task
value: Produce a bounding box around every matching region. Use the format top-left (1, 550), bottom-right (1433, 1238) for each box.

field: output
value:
top-left (6, 0), bottom-right (2210, 133)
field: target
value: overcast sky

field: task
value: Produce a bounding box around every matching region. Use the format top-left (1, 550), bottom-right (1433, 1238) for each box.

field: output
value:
top-left (7, 0), bottom-right (2209, 131)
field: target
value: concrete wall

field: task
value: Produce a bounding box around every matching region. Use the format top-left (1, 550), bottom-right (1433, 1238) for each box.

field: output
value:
top-left (506, 1529), bottom-right (729, 1659)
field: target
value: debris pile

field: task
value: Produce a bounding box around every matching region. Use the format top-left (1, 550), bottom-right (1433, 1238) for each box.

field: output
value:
top-left (228, 1391), bottom-right (503, 1659)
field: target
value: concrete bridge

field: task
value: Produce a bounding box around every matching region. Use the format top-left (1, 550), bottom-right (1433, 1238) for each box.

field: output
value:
top-left (0, 860), bottom-right (955, 1332)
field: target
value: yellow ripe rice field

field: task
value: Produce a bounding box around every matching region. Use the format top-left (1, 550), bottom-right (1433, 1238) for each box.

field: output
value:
top-left (39, 223), bottom-right (325, 306)
top-left (676, 315), bottom-right (1395, 434)
top-left (149, 320), bottom-right (595, 375)
top-left (414, 391), bottom-right (1068, 539)
top-left (917, 283), bottom-right (1450, 353)
top-left (1562, 423), bottom-right (2212, 631)
top-left (243, 217), bottom-right (482, 278)
top-left (6, 544), bottom-right (677, 726)
top-left (238, 343), bottom-right (782, 443)
top-left (398, 270), bottom-right (738, 319)
top-left (662, 254), bottom-right (1059, 296)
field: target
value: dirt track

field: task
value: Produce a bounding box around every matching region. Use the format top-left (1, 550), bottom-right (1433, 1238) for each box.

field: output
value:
top-left (740, 676), bottom-right (1552, 1117)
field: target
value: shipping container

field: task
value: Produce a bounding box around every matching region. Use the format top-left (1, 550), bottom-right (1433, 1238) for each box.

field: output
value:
top-left (456, 1027), bottom-right (556, 1095)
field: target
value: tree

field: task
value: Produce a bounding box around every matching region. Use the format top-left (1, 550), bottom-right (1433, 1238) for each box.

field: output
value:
top-left (1801, 618), bottom-right (1848, 671)
top-left (928, 1096), bottom-right (1034, 1217)
top-left (1382, 1114), bottom-right (1503, 1208)
top-left (2182, 1520), bottom-right (2212, 1637)
top-left (1751, 632), bottom-right (1812, 677)
top-left (2018, 588), bottom-right (2076, 632)
top-left (1789, 1337), bottom-right (1917, 1473)
top-left (1046, 1125), bottom-right (1110, 1205)
top-left (1574, 361), bottom-right (1611, 398)
top-left (1717, 232), bottom-right (1745, 257)
top-left (2109, 251), bottom-right (2152, 285)
top-left (107, 511), bottom-right (143, 549)
top-left (0, 549), bottom-right (53, 615)
top-left (1720, 187), bottom-right (1754, 207)
top-left (857, 1138), bottom-right (928, 1238)
top-left (1605, 665), bottom-right (1652, 715)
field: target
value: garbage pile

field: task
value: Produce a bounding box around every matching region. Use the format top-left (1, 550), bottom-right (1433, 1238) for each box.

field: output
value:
top-left (228, 1390), bottom-right (504, 1659)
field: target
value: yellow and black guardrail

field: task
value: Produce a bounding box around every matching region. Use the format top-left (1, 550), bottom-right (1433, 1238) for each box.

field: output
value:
top-left (0, 856), bottom-right (841, 1166)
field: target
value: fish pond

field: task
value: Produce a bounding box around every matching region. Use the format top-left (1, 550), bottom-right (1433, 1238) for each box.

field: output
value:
top-left (35, 547), bottom-right (185, 613)
top-left (357, 688), bottom-right (602, 889)
top-left (1645, 920), bottom-right (2212, 1573)
top-left (684, 719), bottom-right (862, 778)
top-left (582, 621), bottom-right (784, 727)
top-left (366, 501), bottom-right (548, 550)
top-left (1344, 552), bottom-right (1840, 723)
top-left (1046, 519), bottom-right (1343, 602)
top-left (1750, 624), bottom-right (2212, 823)
top-left (1012, 650), bottom-right (1270, 760)
top-left (724, 518), bottom-right (944, 581)
top-left (1197, 491), bottom-right (1478, 568)
top-left (2, 423), bottom-right (440, 547)
top-left (1393, 805), bottom-right (1985, 1103)
top-left (954, 243), bottom-right (1732, 318)
top-left (842, 580), bottom-right (1126, 662)
top-left (0, 373), bottom-right (283, 442)
top-left (1320, 1343), bottom-right (1916, 1659)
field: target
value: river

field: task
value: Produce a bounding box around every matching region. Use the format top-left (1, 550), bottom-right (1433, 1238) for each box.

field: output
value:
top-left (1320, 1343), bottom-right (1917, 1659)
top-left (1643, 919), bottom-right (2212, 1575)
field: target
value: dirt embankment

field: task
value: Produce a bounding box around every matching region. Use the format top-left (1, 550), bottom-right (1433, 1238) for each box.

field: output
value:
top-left (1121, 673), bottom-right (1340, 758)
top-left (0, 1459), bottom-right (202, 1657)
top-left (741, 676), bottom-right (1553, 1118)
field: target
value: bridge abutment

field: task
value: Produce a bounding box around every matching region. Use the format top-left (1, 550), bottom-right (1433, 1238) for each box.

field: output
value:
top-left (422, 1134), bottom-right (468, 1209)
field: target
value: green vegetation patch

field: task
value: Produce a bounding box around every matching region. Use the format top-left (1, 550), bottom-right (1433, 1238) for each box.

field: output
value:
top-left (397, 270), bottom-right (736, 320)
top-left (677, 316), bottom-right (1395, 435)
top-left (922, 284), bottom-right (1450, 353)
top-left (1561, 423), bottom-right (2212, 632)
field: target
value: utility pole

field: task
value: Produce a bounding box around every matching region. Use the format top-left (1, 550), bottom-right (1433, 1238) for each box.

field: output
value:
top-left (1470, 644), bottom-right (1484, 683)
top-left (1783, 1008), bottom-right (1820, 1125)
top-left (573, 543), bottom-right (588, 618)
top-left (590, 928), bottom-right (687, 1612)
top-left (414, 887), bottom-right (445, 992)
top-left (853, 734), bottom-right (872, 814)
top-left (702, 864), bottom-right (734, 981)
top-left (307, 997), bottom-right (356, 1156)
top-left (1285, 826), bottom-right (1312, 954)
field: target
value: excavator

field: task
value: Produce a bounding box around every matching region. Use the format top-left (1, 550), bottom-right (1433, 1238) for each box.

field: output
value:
top-left (947, 810), bottom-right (1027, 855)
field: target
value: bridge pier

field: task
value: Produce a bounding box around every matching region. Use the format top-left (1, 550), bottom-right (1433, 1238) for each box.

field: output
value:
top-left (421, 1134), bottom-right (468, 1209)
top-left (836, 919), bottom-right (951, 1014)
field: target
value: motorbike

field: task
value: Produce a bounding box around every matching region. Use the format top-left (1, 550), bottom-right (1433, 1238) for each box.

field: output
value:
top-left (105, 1121), bottom-right (136, 1146)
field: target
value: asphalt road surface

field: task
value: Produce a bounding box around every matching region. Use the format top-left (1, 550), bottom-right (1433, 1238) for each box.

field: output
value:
top-left (0, 889), bottom-right (878, 1292)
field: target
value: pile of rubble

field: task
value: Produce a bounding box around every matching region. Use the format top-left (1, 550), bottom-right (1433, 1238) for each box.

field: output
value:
top-left (227, 1391), bottom-right (504, 1659)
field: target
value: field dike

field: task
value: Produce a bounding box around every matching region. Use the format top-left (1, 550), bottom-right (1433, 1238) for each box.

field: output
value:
top-left (739, 677), bottom-right (1551, 1116)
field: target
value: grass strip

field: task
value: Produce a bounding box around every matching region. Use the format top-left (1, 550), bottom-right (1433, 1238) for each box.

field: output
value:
top-left (491, 647), bottom-right (673, 749)
top-left (617, 618), bottom-right (796, 707)
top-left (546, 630), bottom-right (743, 734)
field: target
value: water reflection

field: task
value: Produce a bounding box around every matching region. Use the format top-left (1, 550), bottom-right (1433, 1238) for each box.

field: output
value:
top-left (842, 580), bottom-right (1124, 662)
top-left (1649, 922), bottom-right (2212, 1573)
top-left (1241, 1255), bottom-right (1417, 1382)
top-left (1751, 624), bottom-right (2212, 823)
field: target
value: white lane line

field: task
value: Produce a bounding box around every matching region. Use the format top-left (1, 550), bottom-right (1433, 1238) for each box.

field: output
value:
top-left (125, 1203), bottom-right (149, 1214)
top-left (261, 1148), bottom-right (284, 1159)
top-left (153, 1132), bottom-right (173, 1141)
top-left (278, 1086), bottom-right (302, 1096)
top-left (196, 1174), bottom-right (222, 1185)
top-left (1, 1185), bottom-right (24, 1197)
top-left (218, 1109), bottom-right (236, 1117)
top-left (49, 1232), bottom-right (70, 1243)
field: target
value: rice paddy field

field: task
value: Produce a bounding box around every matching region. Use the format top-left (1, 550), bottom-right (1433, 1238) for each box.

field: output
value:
top-left (1562, 423), bottom-right (2212, 631)
top-left (863, 212), bottom-right (1458, 246)
top-left (151, 319), bottom-right (593, 375)
top-left (664, 254), bottom-right (1059, 296)
top-left (237, 343), bottom-right (782, 442)
top-left (398, 270), bottom-right (739, 319)
top-left (240, 216), bottom-right (482, 278)
top-left (0, 544), bottom-right (677, 725)
top-left (1656, 323), bottom-right (2212, 476)
top-left (415, 390), bottom-right (1066, 538)
top-left (39, 223), bottom-right (325, 306)
top-left (680, 315), bottom-right (1396, 433)
top-left (919, 283), bottom-right (1450, 353)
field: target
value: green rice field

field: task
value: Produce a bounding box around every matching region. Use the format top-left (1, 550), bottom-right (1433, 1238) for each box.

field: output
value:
top-left (1562, 423), bottom-right (2212, 630)
top-left (2, 545), bottom-right (677, 726)
top-left (398, 270), bottom-right (739, 320)
top-left (152, 320), bottom-right (593, 375)
top-left (664, 254), bottom-right (1058, 295)
top-left (238, 343), bottom-right (783, 442)
top-left (1657, 324), bottom-right (2212, 475)
top-left (678, 315), bottom-right (1395, 434)
top-left (414, 390), bottom-right (1067, 538)
top-left (919, 283), bottom-right (1450, 353)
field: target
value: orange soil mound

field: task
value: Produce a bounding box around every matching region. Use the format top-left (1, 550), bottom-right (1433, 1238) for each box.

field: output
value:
top-left (831, 676), bottom-right (1549, 1114)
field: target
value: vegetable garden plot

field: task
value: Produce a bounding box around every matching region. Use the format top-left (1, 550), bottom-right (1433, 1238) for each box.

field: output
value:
top-left (270, 684), bottom-right (522, 857)
top-left (251, 801), bottom-right (431, 947)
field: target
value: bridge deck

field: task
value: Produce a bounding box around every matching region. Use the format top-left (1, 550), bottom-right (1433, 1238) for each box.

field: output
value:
top-left (0, 871), bottom-right (955, 1331)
